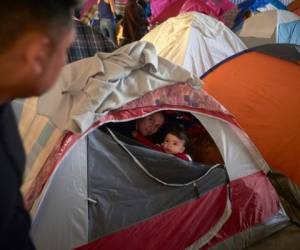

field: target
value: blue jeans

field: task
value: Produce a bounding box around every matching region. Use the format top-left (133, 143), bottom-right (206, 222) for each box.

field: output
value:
top-left (100, 18), bottom-right (115, 42)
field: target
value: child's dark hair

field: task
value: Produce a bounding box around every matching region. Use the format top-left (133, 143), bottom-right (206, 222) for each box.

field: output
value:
top-left (167, 125), bottom-right (188, 145)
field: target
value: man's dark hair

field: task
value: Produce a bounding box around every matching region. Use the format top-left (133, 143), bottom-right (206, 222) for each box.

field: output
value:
top-left (0, 0), bottom-right (81, 52)
top-left (168, 126), bottom-right (188, 146)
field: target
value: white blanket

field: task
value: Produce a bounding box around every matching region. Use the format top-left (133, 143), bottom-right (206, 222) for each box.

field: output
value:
top-left (38, 41), bottom-right (202, 132)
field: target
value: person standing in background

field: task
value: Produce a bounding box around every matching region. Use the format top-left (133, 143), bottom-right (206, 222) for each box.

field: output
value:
top-left (121, 0), bottom-right (149, 45)
top-left (140, 0), bottom-right (151, 17)
top-left (97, 0), bottom-right (117, 42)
top-left (0, 1), bottom-right (79, 249)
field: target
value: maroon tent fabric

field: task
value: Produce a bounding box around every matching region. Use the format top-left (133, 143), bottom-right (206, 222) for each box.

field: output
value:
top-left (149, 0), bottom-right (235, 25)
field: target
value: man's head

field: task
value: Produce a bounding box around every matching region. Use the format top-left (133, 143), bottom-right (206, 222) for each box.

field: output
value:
top-left (136, 112), bottom-right (165, 136)
top-left (162, 128), bottom-right (187, 155)
top-left (0, 0), bottom-right (80, 103)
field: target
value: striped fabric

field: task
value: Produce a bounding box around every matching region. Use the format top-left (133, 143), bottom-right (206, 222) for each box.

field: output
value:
top-left (11, 99), bottom-right (65, 208)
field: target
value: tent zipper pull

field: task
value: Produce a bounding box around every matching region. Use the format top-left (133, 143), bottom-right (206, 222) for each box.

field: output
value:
top-left (193, 182), bottom-right (200, 198)
top-left (86, 197), bottom-right (98, 205)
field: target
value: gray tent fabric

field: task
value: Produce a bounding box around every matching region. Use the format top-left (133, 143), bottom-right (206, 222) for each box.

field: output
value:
top-left (211, 208), bottom-right (290, 250)
top-left (107, 129), bottom-right (219, 184)
top-left (87, 129), bottom-right (228, 241)
top-left (252, 44), bottom-right (300, 64)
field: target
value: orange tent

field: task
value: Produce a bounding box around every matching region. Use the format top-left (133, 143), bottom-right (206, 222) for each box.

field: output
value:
top-left (202, 44), bottom-right (300, 186)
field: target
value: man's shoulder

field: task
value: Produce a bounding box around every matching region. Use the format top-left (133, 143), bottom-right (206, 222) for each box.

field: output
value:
top-left (0, 103), bottom-right (25, 183)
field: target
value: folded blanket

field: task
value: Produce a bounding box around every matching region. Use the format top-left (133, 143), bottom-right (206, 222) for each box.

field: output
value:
top-left (38, 41), bottom-right (202, 132)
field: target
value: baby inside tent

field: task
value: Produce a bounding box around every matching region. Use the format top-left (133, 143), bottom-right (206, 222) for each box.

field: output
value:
top-left (97, 110), bottom-right (225, 186)
top-left (84, 109), bottom-right (229, 242)
top-left (103, 110), bottom-right (224, 165)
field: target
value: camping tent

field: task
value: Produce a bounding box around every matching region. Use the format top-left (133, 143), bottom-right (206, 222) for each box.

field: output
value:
top-left (12, 41), bottom-right (288, 250)
top-left (202, 43), bottom-right (300, 188)
top-left (236, 10), bottom-right (300, 47)
top-left (142, 12), bottom-right (247, 77)
top-left (149, 0), bottom-right (235, 25)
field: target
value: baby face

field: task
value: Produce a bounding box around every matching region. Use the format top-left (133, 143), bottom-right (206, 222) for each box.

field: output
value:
top-left (136, 112), bottom-right (165, 136)
top-left (162, 133), bottom-right (185, 155)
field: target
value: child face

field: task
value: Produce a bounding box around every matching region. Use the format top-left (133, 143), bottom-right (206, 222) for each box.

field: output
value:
top-left (162, 133), bottom-right (185, 155)
top-left (136, 112), bottom-right (165, 136)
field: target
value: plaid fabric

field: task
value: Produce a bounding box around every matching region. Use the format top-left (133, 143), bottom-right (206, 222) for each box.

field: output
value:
top-left (67, 20), bottom-right (117, 63)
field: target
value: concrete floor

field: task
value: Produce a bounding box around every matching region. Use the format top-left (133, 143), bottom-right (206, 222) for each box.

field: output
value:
top-left (247, 224), bottom-right (300, 250)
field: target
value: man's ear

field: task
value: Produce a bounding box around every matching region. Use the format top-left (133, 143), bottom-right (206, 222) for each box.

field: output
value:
top-left (180, 145), bottom-right (185, 153)
top-left (21, 33), bottom-right (51, 76)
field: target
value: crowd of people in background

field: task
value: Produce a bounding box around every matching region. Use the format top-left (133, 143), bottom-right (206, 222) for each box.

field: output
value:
top-left (97, 0), bottom-right (117, 42)
top-left (78, 0), bottom-right (243, 47)
top-left (119, 0), bottom-right (150, 46)
top-left (80, 0), bottom-right (151, 46)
